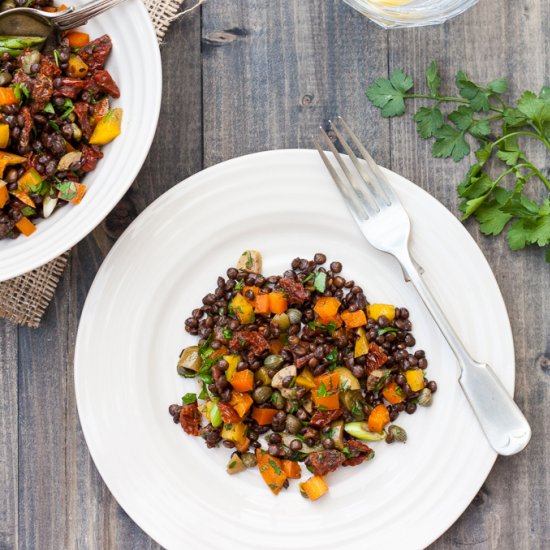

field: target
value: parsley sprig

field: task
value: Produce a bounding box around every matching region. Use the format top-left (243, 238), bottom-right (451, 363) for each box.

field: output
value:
top-left (367, 61), bottom-right (550, 263)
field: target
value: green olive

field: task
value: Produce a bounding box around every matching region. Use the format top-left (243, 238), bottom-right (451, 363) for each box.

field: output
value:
top-left (340, 389), bottom-right (365, 420)
top-left (263, 354), bottom-right (284, 369)
top-left (255, 366), bottom-right (272, 386)
top-left (0, 71), bottom-right (12, 86)
top-left (241, 452), bottom-right (258, 468)
top-left (271, 391), bottom-right (286, 410)
top-left (272, 313), bottom-right (290, 331)
top-left (252, 385), bottom-right (273, 405)
top-left (287, 308), bottom-right (303, 324)
top-left (177, 346), bottom-right (201, 376)
top-left (285, 414), bottom-right (302, 434)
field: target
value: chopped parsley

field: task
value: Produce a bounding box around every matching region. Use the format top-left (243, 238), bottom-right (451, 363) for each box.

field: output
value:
top-left (43, 102), bottom-right (55, 115)
top-left (303, 273), bottom-right (314, 283)
top-left (317, 382), bottom-right (328, 397)
top-left (378, 327), bottom-right (399, 336)
top-left (228, 461), bottom-right (237, 469)
top-left (222, 328), bottom-right (233, 340)
top-left (313, 271), bottom-right (327, 293)
top-left (268, 459), bottom-right (282, 475)
top-left (182, 393), bottom-right (197, 405)
top-left (234, 280), bottom-right (244, 291)
top-left (55, 180), bottom-right (78, 201)
top-left (53, 49), bottom-right (60, 67)
top-left (61, 98), bottom-right (75, 120)
top-left (245, 251), bottom-right (253, 269)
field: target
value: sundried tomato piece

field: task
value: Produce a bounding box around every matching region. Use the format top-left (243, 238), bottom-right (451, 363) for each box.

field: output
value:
top-left (92, 70), bottom-right (120, 98)
top-left (80, 144), bottom-right (104, 172)
top-left (278, 277), bottom-right (310, 305)
top-left (53, 77), bottom-right (87, 98)
top-left (366, 342), bottom-right (388, 374)
top-left (179, 403), bottom-right (201, 436)
top-left (305, 450), bottom-right (346, 476)
top-left (309, 409), bottom-right (342, 428)
top-left (79, 35), bottom-right (112, 70)
top-left (229, 331), bottom-right (269, 355)
top-left (39, 56), bottom-right (61, 78)
top-left (93, 97), bottom-right (110, 120)
top-left (30, 73), bottom-right (53, 113)
top-left (74, 101), bottom-right (93, 140)
top-left (19, 107), bottom-right (33, 148)
top-left (217, 402), bottom-right (240, 424)
top-left (342, 440), bottom-right (374, 467)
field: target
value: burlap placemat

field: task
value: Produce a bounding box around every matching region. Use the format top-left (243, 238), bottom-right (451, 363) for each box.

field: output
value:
top-left (0, 0), bottom-right (203, 328)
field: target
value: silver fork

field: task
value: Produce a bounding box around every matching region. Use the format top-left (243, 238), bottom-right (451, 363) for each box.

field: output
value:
top-left (314, 116), bottom-right (531, 456)
top-left (0, 0), bottom-right (129, 34)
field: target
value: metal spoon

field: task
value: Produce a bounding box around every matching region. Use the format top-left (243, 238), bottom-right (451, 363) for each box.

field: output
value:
top-left (0, 0), bottom-right (129, 39)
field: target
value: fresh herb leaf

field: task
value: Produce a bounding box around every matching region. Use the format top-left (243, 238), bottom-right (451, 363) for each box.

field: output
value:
top-left (313, 271), bottom-right (327, 293)
top-left (182, 393), bottom-right (197, 405)
top-left (55, 180), bottom-right (78, 201)
top-left (303, 273), bottom-right (314, 283)
top-left (222, 328), bottom-right (233, 340)
top-left (325, 347), bottom-right (338, 363)
top-left (317, 382), bottom-right (328, 397)
top-left (245, 251), bottom-right (253, 269)
top-left (234, 280), bottom-right (244, 291)
top-left (268, 459), bottom-right (283, 475)
top-left (43, 102), bottom-right (55, 114)
top-left (20, 206), bottom-right (35, 217)
top-left (378, 327), bottom-right (398, 336)
top-left (366, 68), bottom-right (414, 117)
top-left (367, 61), bottom-right (550, 262)
top-left (48, 120), bottom-right (60, 132)
top-left (61, 98), bottom-right (74, 120)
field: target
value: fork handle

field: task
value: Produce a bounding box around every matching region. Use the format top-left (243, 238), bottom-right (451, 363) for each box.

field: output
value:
top-left (398, 249), bottom-right (531, 456)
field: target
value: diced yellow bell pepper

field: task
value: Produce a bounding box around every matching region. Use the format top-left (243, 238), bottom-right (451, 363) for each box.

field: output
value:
top-left (67, 54), bottom-right (89, 78)
top-left (229, 293), bottom-right (255, 324)
top-left (18, 168), bottom-right (42, 193)
top-left (198, 401), bottom-right (213, 421)
top-left (296, 368), bottom-right (316, 390)
top-left (221, 421), bottom-right (247, 444)
top-left (0, 151), bottom-right (27, 165)
top-left (223, 354), bottom-right (241, 382)
top-left (405, 368), bottom-right (425, 392)
top-left (0, 182), bottom-right (8, 208)
top-left (230, 391), bottom-right (253, 418)
top-left (89, 108), bottom-right (123, 146)
top-left (354, 326), bottom-right (369, 358)
top-left (0, 123), bottom-right (9, 148)
top-left (366, 303), bottom-right (396, 322)
top-left (299, 475), bottom-right (329, 501)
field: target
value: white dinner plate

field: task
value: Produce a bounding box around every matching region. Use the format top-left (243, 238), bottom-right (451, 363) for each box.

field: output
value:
top-left (0, 0), bottom-right (161, 281)
top-left (75, 150), bottom-right (514, 550)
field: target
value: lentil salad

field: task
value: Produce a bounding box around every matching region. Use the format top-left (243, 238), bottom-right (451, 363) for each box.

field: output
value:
top-left (169, 251), bottom-right (437, 500)
top-left (0, 1), bottom-right (122, 239)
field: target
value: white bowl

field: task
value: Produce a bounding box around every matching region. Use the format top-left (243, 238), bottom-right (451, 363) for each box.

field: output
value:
top-left (0, 0), bottom-right (162, 281)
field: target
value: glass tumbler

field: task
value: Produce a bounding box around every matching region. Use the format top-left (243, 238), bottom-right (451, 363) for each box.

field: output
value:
top-left (343, 0), bottom-right (479, 28)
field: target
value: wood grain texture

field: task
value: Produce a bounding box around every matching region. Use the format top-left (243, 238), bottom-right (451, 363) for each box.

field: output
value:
top-left (1, 0), bottom-right (549, 548)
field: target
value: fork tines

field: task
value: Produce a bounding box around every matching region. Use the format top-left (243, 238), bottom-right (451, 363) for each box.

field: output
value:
top-left (314, 116), bottom-right (397, 220)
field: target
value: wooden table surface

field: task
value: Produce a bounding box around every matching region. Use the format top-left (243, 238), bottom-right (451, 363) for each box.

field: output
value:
top-left (1, 1), bottom-right (549, 548)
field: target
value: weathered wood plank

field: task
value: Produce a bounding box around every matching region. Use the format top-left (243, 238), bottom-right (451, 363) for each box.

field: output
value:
top-left (384, 1), bottom-right (550, 547)
top-left (202, 0), bottom-right (391, 167)
top-left (0, 321), bottom-right (18, 550)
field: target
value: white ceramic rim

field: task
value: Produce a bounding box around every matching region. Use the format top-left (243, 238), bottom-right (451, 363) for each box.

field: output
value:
top-left (75, 150), bottom-right (514, 550)
top-left (0, 0), bottom-right (162, 281)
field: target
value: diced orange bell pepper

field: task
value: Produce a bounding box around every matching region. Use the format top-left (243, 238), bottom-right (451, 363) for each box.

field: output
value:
top-left (254, 293), bottom-right (270, 314)
top-left (282, 460), bottom-right (301, 479)
top-left (300, 475), bottom-right (328, 500)
top-left (312, 372), bottom-right (340, 410)
top-left (354, 327), bottom-right (369, 358)
top-left (367, 404), bottom-right (390, 433)
top-left (230, 391), bottom-right (253, 418)
top-left (67, 183), bottom-right (87, 205)
top-left (235, 437), bottom-right (251, 453)
top-left (229, 369), bottom-right (254, 392)
top-left (256, 449), bottom-right (287, 495)
top-left (0, 152), bottom-right (27, 165)
top-left (10, 190), bottom-right (35, 208)
top-left (341, 309), bottom-right (367, 328)
top-left (382, 382), bottom-right (405, 404)
top-left (66, 31), bottom-right (90, 48)
top-left (0, 123), bottom-right (9, 148)
top-left (313, 296), bottom-right (341, 321)
top-left (268, 292), bottom-right (288, 314)
top-left (18, 168), bottom-right (42, 193)
top-left (314, 372), bottom-right (340, 391)
top-left (0, 183), bottom-right (8, 208)
top-left (251, 407), bottom-right (278, 426)
top-left (15, 216), bottom-right (36, 237)
top-left (242, 285), bottom-right (260, 305)
top-left (0, 88), bottom-right (18, 106)
top-left (89, 108), bottom-right (123, 146)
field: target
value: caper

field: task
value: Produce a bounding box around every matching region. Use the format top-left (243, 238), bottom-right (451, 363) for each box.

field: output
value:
top-left (271, 391), bottom-right (286, 410)
top-left (252, 385), bottom-right (273, 405)
top-left (418, 388), bottom-right (433, 407)
top-left (387, 424), bottom-right (407, 443)
top-left (255, 366), bottom-right (272, 386)
top-left (0, 71), bottom-right (12, 86)
top-left (21, 50), bottom-right (41, 75)
top-left (177, 346), bottom-right (201, 376)
top-left (263, 354), bottom-right (284, 369)
top-left (287, 308), bottom-right (302, 324)
top-left (285, 414), bottom-right (302, 434)
top-left (272, 313), bottom-right (290, 331)
top-left (241, 452), bottom-right (257, 468)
